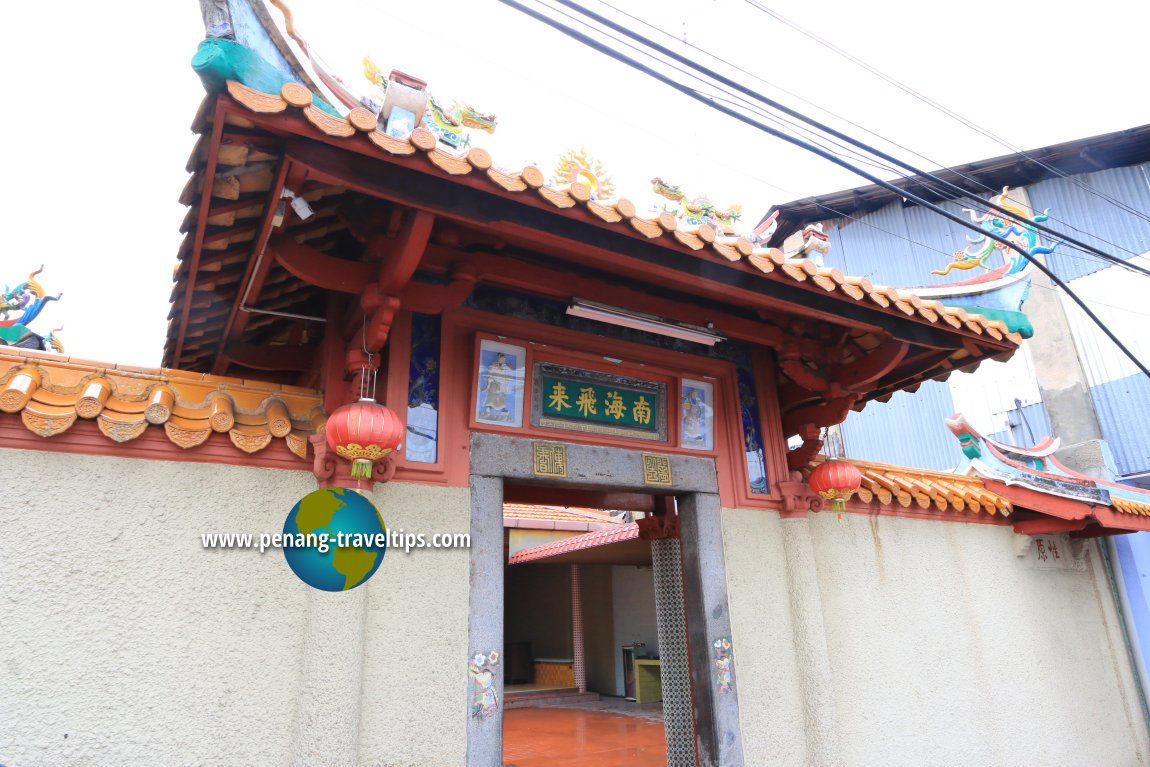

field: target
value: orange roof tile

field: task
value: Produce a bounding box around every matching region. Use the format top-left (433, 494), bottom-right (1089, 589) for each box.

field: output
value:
top-left (810, 456), bottom-right (1013, 517)
top-left (218, 79), bottom-right (1021, 345)
top-left (508, 522), bottom-right (640, 564)
top-left (0, 346), bottom-right (322, 459)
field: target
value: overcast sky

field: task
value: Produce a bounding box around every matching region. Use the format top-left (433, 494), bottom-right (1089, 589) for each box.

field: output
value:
top-left (2, 0), bottom-right (1146, 367)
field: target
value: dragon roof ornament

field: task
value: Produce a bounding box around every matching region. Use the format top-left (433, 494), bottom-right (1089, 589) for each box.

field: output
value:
top-left (0, 267), bottom-right (63, 354)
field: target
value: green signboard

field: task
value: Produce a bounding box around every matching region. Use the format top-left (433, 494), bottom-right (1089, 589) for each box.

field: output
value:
top-left (532, 363), bottom-right (667, 442)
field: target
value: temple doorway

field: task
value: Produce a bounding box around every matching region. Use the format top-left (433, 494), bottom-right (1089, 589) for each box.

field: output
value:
top-left (501, 498), bottom-right (667, 766)
top-left (467, 434), bottom-right (745, 767)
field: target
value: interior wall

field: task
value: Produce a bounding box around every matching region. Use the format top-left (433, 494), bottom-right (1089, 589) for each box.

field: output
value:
top-left (721, 505), bottom-right (1150, 767)
top-left (581, 564), bottom-right (616, 695)
top-left (505, 564), bottom-right (572, 660)
top-left (611, 564), bottom-right (661, 697)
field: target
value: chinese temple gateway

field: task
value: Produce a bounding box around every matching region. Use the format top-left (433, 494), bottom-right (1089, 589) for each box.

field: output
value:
top-left (3, 2), bottom-right (1150, 766)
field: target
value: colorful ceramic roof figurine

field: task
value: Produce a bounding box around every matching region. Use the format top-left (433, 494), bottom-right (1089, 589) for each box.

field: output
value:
top-left (552, 149), bottom-right (615, 201)
top-left (946, 413), bottom-right (1150, 534)
top-left (651, 176), bottom-right (742, 232)
top-left (0, 267), bottom-right (64, 353)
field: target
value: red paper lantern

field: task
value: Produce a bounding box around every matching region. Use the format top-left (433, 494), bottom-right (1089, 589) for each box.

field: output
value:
top-left (809, 459), bottom-right (863, 511)
top-left (325, 398), bottom-right (404, 479)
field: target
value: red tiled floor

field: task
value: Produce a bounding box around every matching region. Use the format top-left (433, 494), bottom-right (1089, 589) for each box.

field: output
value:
top-left (503, 708), bottom-right (667, 767)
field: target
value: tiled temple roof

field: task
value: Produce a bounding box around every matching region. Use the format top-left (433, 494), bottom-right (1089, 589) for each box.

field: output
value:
top-left (503, 503), bottom-right (626, 530)
top-left (225, 80), bottom-right (1019, 341)
top-left (507, 522), bottom-right (640, 565)
top-left (166, 78), bottom-right (1021, 373)
top-left (0, 346), bottom-right (322, 458)
top-left (807, 456), bottom-right (1013, 517)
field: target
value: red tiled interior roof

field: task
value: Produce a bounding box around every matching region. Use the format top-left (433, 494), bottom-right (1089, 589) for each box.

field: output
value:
top-left (508, 523), bottom-right (640, 564)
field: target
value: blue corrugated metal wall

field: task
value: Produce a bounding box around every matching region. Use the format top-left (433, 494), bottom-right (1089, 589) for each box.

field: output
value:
top-left (1027, 163), bottom-right (1150, 282)
top-left (826, 199), bottom-right (981, 287)
top-left (838, 381), bottom-right (962, 471)
top-left (818, 164), bottom-right (1149, 475)
top-left (1090, 373), bottom-right (1150, 477)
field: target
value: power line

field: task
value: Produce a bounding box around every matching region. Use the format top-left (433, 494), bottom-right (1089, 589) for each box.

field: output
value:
top-left (530, 1), bottom-right (1150, 303)
top-left (742, 0), bottom-right (1150, 228)
top-left (545, 0), bottom-right (1150, 281)
top-left (497, 0), bottom-right (1150, 380)
top-left (589, 0), bottom-right (1148, 264)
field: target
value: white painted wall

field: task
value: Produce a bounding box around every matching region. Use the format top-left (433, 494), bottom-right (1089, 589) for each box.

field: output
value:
top-left (723, 508), bottom-right (1150, 767)
top-left (0, 448), bottom-right (470, 767)
top-left (611, 564), bottom-right (660, 697)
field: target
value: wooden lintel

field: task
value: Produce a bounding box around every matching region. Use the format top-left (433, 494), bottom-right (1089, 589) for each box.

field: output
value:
top-left (419, 246), bottom-right (798, 350)
top-left (271, 236), bottom-right (376, 294)
top-left (223, 341), bottom-right (317, 372)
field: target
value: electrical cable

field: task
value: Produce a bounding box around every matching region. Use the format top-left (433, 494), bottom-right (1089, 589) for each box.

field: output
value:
top-left (589, 0), bottom-right (1148, 263)
top-left (742, 0), bottom-right (1150, 228)
top-left (545, 0), bottom-right (1150, 280)
top-left (497, 0), bottom-right (1150, 379)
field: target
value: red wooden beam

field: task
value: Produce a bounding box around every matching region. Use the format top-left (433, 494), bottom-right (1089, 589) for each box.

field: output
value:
top-left (419, 246), bottom-right (804, 351)
top-left (222, 341), bottom-right (318, 372)
top-left (174, 99), bottom-right (227, 367)
top-left (981, 479), bottom-right (1092, 521)
top-left (1011, 518), bottom-right (1088, 535)
top-left (833, 339), bottom-right (909, 391)
top-left (209, 159), bottom-right (294, 375)
top-left (271, 236), bottom-right (376, 293)
top-left (377, 210), bottom-right (435, 295)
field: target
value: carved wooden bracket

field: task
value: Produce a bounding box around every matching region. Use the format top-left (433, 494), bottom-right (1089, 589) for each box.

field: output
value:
top-left (776, 471), bottom-right (823, 518)
top-left (309, 433), bottom-right (396, 489)
top-left (637, 510), bottom-right (681, 540)
top-left (786, 437), bottom-right (824, 472)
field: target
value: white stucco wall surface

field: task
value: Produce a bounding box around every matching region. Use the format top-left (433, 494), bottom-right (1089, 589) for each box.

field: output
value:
top-left (723, 509), bottom-right (1150, 766)
top-left (809, 513), bottom-right (1149, 767)
top-left (0, 448), bottom-right (473, 767)
top-left (356, 482), bottom-right (470, 767)
top-left (720, 508), bottom-right (809, 766)
top-left (0, 448), bottom-right (317, 767)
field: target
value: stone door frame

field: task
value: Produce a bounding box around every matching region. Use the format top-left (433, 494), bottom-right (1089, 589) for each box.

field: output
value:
top-left (466, 433), bottom-right (745, 767)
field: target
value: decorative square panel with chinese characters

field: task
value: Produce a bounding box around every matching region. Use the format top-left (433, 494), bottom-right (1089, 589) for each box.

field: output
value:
top-left (533, 442), bottom-right (568, 478)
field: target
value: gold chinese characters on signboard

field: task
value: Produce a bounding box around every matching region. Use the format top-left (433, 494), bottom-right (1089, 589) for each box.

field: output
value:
top-left (533, 442), bottom-right (568, 478)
